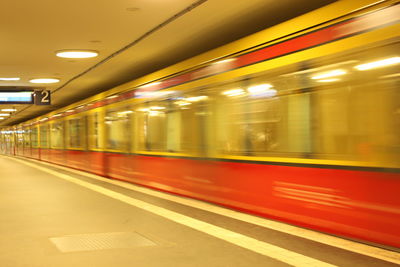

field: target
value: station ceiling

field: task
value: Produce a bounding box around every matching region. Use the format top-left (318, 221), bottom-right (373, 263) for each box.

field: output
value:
top-left (0, 0), bottom-right (335, 126)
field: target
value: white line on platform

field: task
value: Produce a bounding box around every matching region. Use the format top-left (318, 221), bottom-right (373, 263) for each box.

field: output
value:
top-left (9, 156), bottom-right (400, 265)
top-left (8, 156), bottom-right (337, 267)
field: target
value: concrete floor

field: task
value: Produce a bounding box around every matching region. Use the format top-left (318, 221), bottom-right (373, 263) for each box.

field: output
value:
top-left (0, 155), bottom-right (399, 267)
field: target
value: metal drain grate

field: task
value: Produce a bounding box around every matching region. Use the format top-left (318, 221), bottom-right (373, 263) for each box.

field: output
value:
top-left (50, 232), bottom-right (157, 252)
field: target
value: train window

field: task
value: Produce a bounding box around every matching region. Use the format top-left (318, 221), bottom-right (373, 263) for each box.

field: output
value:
top-left (50, 121), bottom-right (64, 149)
top-left (0, 134), bottom-right (5, 153)
top-left (135, 102), bottom-right (166, 151)
top-left (186, 94), bottom-right (209, 154)
top-left (248, 98), bottom-right (282, 153)
top-left (88, 112), bottom-right (101, 150)
top-left (135, 96), bottom-right (203, 154)
top-left (0, 135), bottom-right (3, 154)
top-left (23, 128), bottom-right (30, 147)
top-left (212, 81), bottom-right (248, 154)
top-left (147, 102), bottom-right (166, 151)
top-left (68, 118), bottom-right (83, 148)
top-left (168, 95), bottom-right (204, 153)
top-left (212, 74), bottom-right (310, 157)
top-left (39, 124), bottom-right (49, 148)
top-left (16, 129), bottom-right (24, 147)
top-left (310, 42), bottom-right (400, 166)
top-left (105, 107), bottom-right (131, 151)
top-left (0, 132), bottom-right (13, 154)
top-left (134, 105), bottom-right (146, 151)
top-left (210, 40), bottom-right (400, 167)
top-left (166, 103), bottom-right (181, 152)
top-left (31, 127), bottom-right (38, 148)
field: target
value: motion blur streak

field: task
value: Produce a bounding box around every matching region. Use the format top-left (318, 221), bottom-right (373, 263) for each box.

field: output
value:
top-left (1, 0), bottom-right (400, 249)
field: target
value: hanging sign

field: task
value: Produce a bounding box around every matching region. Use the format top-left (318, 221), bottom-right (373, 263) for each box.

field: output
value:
top-left (34, 90), bottom-right (51, 105)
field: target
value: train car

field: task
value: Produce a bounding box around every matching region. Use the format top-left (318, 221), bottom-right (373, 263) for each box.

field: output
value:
top-left (0, 128), bottom-right (14, 155)
top-left (1, 0), bottom-right (399, 248)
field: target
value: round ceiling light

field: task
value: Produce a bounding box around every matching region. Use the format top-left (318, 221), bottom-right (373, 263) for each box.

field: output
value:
top-left (56, 50), bottom-right (99, 58)
top-left (29, 78), bottom-right (60, 84)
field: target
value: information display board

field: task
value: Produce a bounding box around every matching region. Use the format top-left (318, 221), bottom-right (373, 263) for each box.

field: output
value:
top-left (0, 91), bottom-right (33, 104)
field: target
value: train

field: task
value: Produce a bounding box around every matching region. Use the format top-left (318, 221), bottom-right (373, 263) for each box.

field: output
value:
top-left (1, 0), bottom-right (399, 248)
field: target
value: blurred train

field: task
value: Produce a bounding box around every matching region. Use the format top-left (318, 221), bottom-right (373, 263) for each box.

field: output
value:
top-left (1, 0), bottom-right (399, 248)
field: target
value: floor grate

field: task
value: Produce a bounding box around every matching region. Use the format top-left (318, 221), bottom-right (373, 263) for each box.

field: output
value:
top-left (50, 232), bottom-right (157, 252)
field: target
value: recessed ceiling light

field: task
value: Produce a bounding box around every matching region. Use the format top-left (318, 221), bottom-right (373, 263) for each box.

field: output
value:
top-left (0, 77), bottom-right (20, 81)
top-left (29, 78), bottom-right (60, 84)
top-left (56, 50), bottom-right (99, 59)
top-left (311, 69), bottom-right (347, 80)
top-left (317, 78), bottom-right (341, 82)
top-left (1, 109), bottom-right (16, 112)
top-left (0, 113), bottom-right (11, 116)
top-left (354, 57), bottom-right (400, 71)
top-left (221, 88), bottom-right (245, 97)
top-left (248, 84), bottom-right (273, 94)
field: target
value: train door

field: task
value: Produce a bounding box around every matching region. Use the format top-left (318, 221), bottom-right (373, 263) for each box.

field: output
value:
top-left (104, 105), bottom-right (132, 178)
top-left (133, 94), bottom-right (207, 156)
top-left (49, 120), bottom-right (65, 165)
top-left (16, 128), bottom-right (24, 156)
top-left (88, 110), bottom-right (106, 176)
top-left (23, 126), bottom-right (31, 157)
top-left (66, 115), bottom-right (88, 170)
top-left (39, 122), bottom-right (50, 161)
top-left (3, 130), bottom-right (14, 155)
top-left (132, 92), bottom-right (211, 192)
top-left (31, 125), bottom-right (39, 159)
top-left (177, 91), bottom-right (209, 158)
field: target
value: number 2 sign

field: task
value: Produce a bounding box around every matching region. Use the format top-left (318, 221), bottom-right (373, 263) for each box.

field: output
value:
top-left (34, 90), bottom-right (51, 105)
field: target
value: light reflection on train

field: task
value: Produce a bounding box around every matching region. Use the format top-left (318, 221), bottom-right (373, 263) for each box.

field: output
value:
top-left (1, 0), bottom-right (399, 248)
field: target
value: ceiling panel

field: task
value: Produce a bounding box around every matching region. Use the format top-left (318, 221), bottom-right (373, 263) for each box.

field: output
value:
top-left (0, 0), bottom-right (335, 126)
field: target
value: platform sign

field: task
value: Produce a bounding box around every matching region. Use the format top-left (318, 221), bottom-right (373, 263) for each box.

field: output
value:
top-left (34, 90), bottom-right (51, 105)
top-left (0, 91), bottom-right (33, 104)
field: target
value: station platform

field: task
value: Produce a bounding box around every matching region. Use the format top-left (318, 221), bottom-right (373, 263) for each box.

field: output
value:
top-left (0, 155), bottom-right (399, 267)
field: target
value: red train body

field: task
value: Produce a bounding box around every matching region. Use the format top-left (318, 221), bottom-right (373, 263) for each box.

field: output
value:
top-left (1, 0), bottom-right (400, 249)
